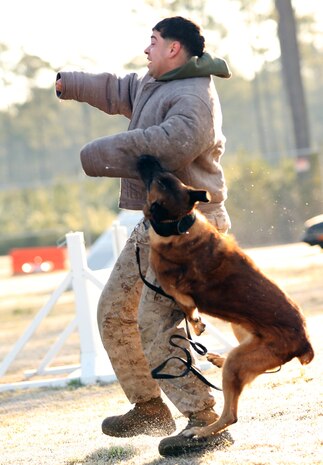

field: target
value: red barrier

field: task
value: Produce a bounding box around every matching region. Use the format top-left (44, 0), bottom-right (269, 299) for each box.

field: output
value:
top-left (10, 246), bottom-right (67, 275)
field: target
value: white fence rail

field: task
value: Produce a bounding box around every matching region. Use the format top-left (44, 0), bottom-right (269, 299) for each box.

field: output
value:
top-left (0, 229), bottom-right (127, 392)
top-left (0, 228), bottom-right (234, 392)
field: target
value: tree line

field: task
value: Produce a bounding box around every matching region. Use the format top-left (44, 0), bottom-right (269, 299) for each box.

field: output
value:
top-left (0, 0), bottom-right (322, 253)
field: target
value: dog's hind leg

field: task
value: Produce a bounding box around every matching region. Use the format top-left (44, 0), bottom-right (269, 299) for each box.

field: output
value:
top-left (207, 324), bottom-right (251, 368)
top-left (183, 336), bottom-right (282, 438)
top-left (231, 323), bottom-right (251, 343)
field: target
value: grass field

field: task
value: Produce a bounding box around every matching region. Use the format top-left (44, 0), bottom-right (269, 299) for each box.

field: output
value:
top-left (0, 243), bottom-right (322, 464)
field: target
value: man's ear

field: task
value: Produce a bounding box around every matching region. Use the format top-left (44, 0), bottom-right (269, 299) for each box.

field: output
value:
top-left (188, 189), bottom-right (210, 204)
top-left (169, 40), bottom-right (181, 57)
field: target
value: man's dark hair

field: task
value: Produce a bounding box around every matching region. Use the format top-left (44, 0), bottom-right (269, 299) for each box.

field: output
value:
top-left (153, 16), bottom-right (205, 57)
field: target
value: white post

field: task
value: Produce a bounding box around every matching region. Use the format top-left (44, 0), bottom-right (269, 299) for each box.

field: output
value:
top-left (111, 221), bottom-right (128, 259)
top-left (66, 231), bottom-right (114, 384)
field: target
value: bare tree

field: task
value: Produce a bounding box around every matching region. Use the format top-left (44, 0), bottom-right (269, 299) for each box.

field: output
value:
top-left (275, 0), bottom-right (311, 154)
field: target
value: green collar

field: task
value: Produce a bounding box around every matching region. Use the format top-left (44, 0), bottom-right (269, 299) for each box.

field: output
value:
top-left (157, 53), bottom-right (232, 81)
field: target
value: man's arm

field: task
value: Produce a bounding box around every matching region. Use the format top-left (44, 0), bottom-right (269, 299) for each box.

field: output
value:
top-left (55, 71), bottom-right (140, 118)
top-left (80, 94), bottom-right (223, 179)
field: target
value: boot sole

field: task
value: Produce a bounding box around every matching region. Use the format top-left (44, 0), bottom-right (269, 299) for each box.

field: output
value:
top-left (158, 430), bottom-right (234, 457)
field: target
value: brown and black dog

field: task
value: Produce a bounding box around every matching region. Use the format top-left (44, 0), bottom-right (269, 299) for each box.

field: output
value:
top-left (137, 154), bottom-right (314, 439)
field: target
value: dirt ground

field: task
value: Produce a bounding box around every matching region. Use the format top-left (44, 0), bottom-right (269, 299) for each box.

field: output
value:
top-left (0, 242), bottom-right (322, 464)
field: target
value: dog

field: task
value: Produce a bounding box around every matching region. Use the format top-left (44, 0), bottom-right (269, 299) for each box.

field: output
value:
top-left (137, 154), bottom-right (314, 439)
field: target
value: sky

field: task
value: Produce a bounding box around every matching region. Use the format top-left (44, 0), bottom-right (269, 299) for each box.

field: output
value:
top-left (1, 0), bottom-right (322, 109)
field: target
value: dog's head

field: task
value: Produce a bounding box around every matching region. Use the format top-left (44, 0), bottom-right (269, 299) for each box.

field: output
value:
top-left (137, 154), bottom-right (210, 222)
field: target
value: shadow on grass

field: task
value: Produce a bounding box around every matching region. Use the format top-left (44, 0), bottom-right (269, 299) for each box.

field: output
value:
top-left (65, 444), bottom-right (214, 465)
top-left (141, 455), bottom-right (207, 465)
top-left (66, 445), bottom-right (137, 464)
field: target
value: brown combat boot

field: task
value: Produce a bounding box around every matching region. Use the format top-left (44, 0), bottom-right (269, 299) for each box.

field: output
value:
top-left (101, 396), bottom-right (176, 437)
top-left (158, 408), bottom-right (234, 457)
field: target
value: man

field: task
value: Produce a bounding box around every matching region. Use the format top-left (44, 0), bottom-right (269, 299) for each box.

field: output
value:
top-left (56, 16), bottom-right (232, 456)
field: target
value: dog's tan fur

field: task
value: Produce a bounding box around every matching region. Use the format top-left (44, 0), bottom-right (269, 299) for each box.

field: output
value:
top-left (137, 155), bottom-right (314, 438)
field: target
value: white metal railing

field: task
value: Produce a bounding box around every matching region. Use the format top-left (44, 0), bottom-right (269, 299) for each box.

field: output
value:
top-left (0, 227), bottom-right (127, 391)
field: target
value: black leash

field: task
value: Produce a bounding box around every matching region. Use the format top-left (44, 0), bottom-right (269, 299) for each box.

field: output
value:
top-left (135, 245), bottom-right (175, 301)
top-left (135, 244), bottom-right (222, 391)
top-left (151, 317), bottom-right (223, 391)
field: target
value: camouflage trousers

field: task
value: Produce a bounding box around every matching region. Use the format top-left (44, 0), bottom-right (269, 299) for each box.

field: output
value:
top-left (97, 208), bottom-right (230, 416)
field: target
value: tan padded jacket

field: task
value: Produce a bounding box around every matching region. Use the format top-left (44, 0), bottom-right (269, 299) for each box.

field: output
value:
top-left (57, 53), bottom-right (231, 214)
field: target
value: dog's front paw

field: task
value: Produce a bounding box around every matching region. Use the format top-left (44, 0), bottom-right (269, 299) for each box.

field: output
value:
top-left (190, 318), bottom-right (206, 336)
top-left (207, 352), bottom-right (226, 368)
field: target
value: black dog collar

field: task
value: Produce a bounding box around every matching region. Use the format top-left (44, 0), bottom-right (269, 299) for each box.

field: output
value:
top-left (150, 212), bottom-right (196, 237)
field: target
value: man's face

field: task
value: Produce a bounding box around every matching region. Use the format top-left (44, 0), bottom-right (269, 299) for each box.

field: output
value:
top-left (144, 30), bottom-right (173, 79)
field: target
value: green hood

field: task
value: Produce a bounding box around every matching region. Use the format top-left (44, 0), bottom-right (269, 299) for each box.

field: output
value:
top-left (157, 53), bottom-right (232, 81)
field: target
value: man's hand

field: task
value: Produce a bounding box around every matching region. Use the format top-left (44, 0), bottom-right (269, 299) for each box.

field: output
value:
top-left (56, 79), bottom-right (62, 93)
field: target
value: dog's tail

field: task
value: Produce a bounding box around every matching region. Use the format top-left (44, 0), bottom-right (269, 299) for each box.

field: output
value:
top-left (298, 340), bottom-right (314, 365)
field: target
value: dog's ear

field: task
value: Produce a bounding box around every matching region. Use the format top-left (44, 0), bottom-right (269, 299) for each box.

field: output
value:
top-left (137, 155), bottom-right (164, 188)
top-left (188, 189), bottom-right (210, 204)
